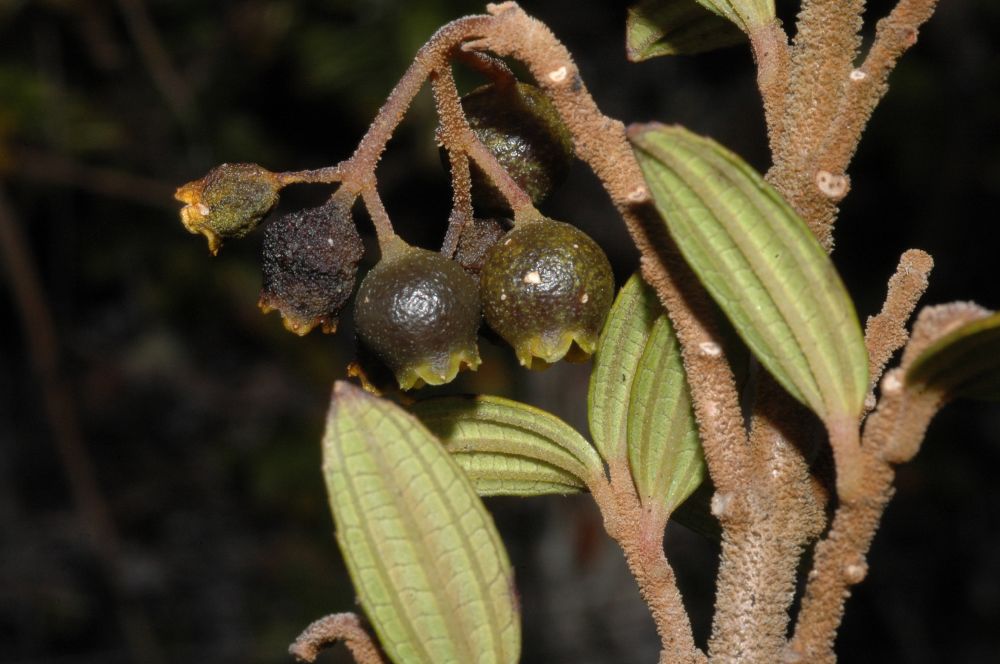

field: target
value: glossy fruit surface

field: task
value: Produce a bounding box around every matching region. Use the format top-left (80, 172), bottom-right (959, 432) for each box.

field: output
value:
top-left (461, 82), bottom-right (573, 214)
top-left (259, 197), bottom-right (363, 335)
top-left (480, 219), bottom-right (614, 368)
top-left (354, 242), bottom-right (482, 390)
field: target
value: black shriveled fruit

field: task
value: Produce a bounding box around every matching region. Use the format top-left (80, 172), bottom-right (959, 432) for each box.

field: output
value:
top-left (176, 163), bottom-right (280, 255)
top-left (354, 241), bottom-right (482, 390)
top-left (480, 218), bottom-right (613, 369)
top-left (259, 196), bottom-right (363, 335)
top-left (459, 82), bottom-right (573, 214)
top-left (455, 217), bottom-right (510, 278)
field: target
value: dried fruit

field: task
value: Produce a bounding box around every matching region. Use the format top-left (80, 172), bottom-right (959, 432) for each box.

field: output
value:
top-left (354, 241), bottom-right (482, 390)
top-left (460, 82), bottom-right (574, 214)
top-left (259, 196), bottom-right (363, 335)
top-left (176, 163), bottom-right (281, 254)
top-left (455, 217), bottom-right (510, 278)
top-left (480, 218), bottom-right (614, 369)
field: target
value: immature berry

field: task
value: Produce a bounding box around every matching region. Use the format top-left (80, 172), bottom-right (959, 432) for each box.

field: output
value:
top-left (480, 218), bottom-right (613, 369)
top-left (460, 82), bottom-right (574, 214)
top-left (259, 197), bottom-right (363, 335)
top-left (354, 241), bottom-right (482, 390)
top-left (176, 163), bottom-right (281, 254)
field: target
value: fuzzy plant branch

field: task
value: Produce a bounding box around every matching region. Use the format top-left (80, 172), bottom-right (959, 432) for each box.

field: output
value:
top-left (760, 0), bottom-right (939, 251)
top-left (748, 20), bottom-right (791, 159)
top-left (819, 0), bottom-right (942, 173)
top-left (431, 67), bottom-right (475, 256)
top-left (781, 0), bottom-right (865, 170)
top-left (590, 465), bottom-right (705, 664)
top-left (787, 299), bottom-right (981, 661)
top-left (709, 379), bottom-right (829, 663)
top-left (289, 613), bottom-right (386, 664)
top-left (864, 249), bottom-right (934, 405)
top-left (435, 79), bottom-right (536, 222)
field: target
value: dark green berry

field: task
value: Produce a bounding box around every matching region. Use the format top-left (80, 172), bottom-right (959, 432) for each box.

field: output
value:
top-left (354, 241), bottom-right (482, 390)
top-left (259, 196), bottom-right (363, 335)
top-left (480, 218), bottom-right (613, 369)
top-left (459, 82), bottom-right (573, 214)
top-left (176, 163), bottom-right (280, 254)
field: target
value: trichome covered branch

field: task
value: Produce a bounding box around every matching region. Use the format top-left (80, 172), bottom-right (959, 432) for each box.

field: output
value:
top-left (864, 249), bottom-right (934, 405)
top-left (590, 464), bottom-right (705, 664)
top-left (289, 613), bottom-right (386, 664)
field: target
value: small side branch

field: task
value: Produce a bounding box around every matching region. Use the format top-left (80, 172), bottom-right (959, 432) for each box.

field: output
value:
top-left (590, 466), bottom-right (706, 664)
top-left (864, 249), bottom-right (934, 405)
top-left (429, 65), bottom-right (535, 222)
top-left (290, 613), bottom-right (386, 664)
top-left (820, 0), bottom-right (941, 171)
top-left (748, 20), bottom-right (790, 159)
top-left (781, 0), bottom-right (865, 169)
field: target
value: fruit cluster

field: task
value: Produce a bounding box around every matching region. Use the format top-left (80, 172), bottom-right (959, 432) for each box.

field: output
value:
top-left (175, 81), bottom-right (614, 390)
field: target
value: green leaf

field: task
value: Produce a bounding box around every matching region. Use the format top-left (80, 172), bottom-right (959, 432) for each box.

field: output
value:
top-left (628, 313), bottom-right (706, 513)
top-left (630, 124), bottom-right (869, 430)
top-left (906, 310), bottom-right (1000, 401)
top-left (412, 395), bottom-right (604, 496)
top-left (588, 274), bottom-right (662, 463)
top-left (627, 0), bottom-right (746, 60)
top-left (694, 0), bottom-right (775, 32)
top-left (589, 273), bottom-right (706, 515)
top-left (323, 382), bottom-right (520, 664)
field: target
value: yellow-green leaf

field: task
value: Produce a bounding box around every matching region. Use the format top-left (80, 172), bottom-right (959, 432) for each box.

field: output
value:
top-left (906, 310), bottom-right (1000, 401)
top-left (413, 395), bottom-right (603, 496)
top-left (628, 313), bottom-right (706, 513)
top-left (588, 274), bottom-right (661, 463)
top-left (323, 382), bottom-right (520, 664)
top-left (695, 0), bottom-right (775, 32)
top-left (627, 0), bottom-right (745, 60)
top-left (630, 124), bottom-right (869, 431)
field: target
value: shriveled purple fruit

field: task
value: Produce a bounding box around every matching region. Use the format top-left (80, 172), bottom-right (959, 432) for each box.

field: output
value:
top-left (259, 196), bottom-right (363, 335)
top-left (480, 218), bottom-right (613, 369)
top-left (354, 241), bottom-right (482, 390)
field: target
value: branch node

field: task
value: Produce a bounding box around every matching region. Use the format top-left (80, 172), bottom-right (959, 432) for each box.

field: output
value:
top-left (698, 341), bottom-right (722, 357)
top-left (843, 559), bottom-right (868, 584)
top-left (815, 170), bottom-right (849, 199)
top-left (547, 65), bottom-right (569, 82)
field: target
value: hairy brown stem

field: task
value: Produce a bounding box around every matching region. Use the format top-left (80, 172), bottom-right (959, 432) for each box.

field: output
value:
top-left (429, 65), bottom-right (534, 220)
top-left (749, 20), bottom-right (790, 159)
top-left (290, 612), bottom-right (386, 663)
top-left (819, 0), bottom-right (941, 173)
top-left (359, 184), bottom-right (397, 249)
top-left (788, 367), bottom-right (940, 662)
top-left (782, 0), bottom-right (865, 170)
top-left (864, 249), bottom-right (934, 405)
top-left (590, 464), bottom-right (705, 664)
top-left (710, 379), bottom-right (827, 663)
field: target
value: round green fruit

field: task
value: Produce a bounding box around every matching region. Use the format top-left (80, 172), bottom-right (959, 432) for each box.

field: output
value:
top-left (480, 218), bottom-right (614, 369)
top-left (354, 242), bottom-right (482, 390)
top-left (460, 82), bottom-right (573, 214)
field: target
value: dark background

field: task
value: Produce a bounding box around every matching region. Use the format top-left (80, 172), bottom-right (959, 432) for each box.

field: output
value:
top-left (1, 1), bottom-right (998, 662)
